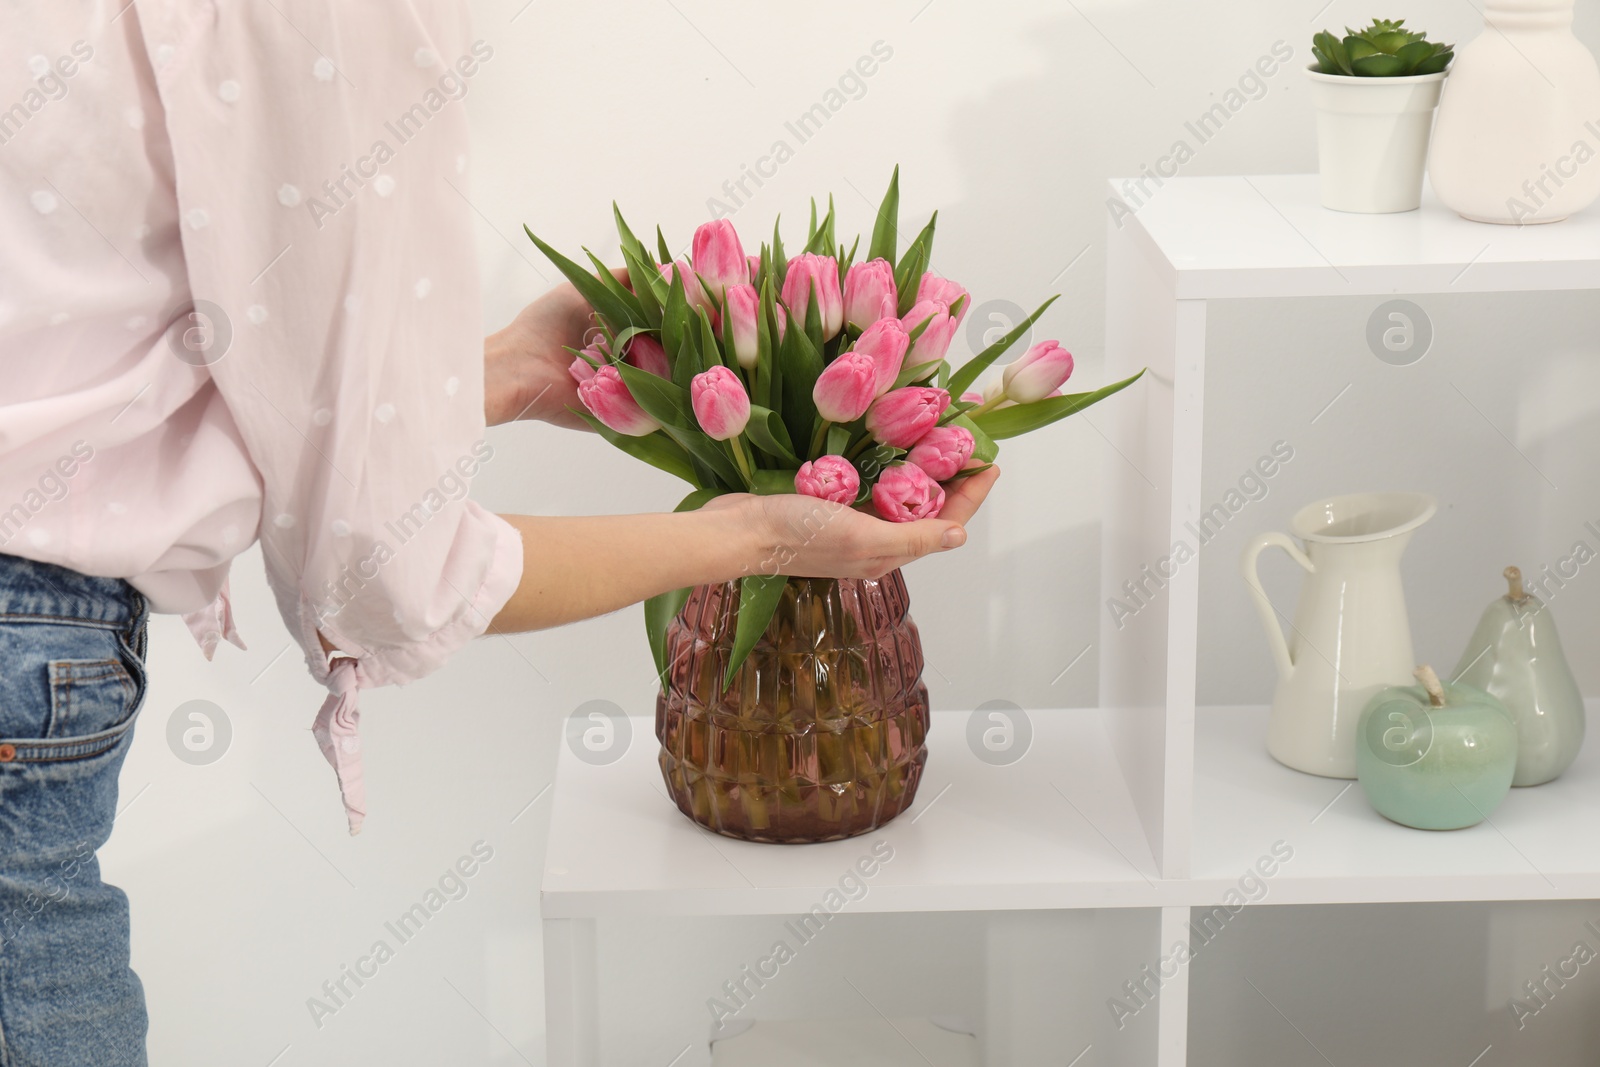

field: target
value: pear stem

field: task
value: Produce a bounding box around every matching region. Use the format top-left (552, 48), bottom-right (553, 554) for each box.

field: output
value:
top-left (1414, 664), bottom-right (1447, 708)
top-left (1505, 565), bottom-right (1525, 601)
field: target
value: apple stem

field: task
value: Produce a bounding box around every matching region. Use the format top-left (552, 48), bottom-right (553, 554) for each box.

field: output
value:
top-left (1505, 565), bottom-right (1525, 601)
top-left (1414, 664), bottom-right (1447, 708)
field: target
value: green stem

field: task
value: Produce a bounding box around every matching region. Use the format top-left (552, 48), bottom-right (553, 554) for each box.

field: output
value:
top-left (808, 420), bottom-right (831, 459)
top-left (844, 433), bottom-right (875, 461)
top-left (730, 437), bottom-right (756, 489)
top-left (968, 394), bottom-right (1004, 418)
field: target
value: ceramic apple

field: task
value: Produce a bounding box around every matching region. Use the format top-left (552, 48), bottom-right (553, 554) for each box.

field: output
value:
top-left (1356, 665), bottom-right (1517, 830)
top-left (1452, 566), bottom-right (1586, 786)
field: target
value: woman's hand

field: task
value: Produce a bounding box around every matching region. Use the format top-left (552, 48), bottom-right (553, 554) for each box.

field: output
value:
top-left (484, 279), bottom-right (610, 429)
top-left (715, 464), bottom-right (1001, 580)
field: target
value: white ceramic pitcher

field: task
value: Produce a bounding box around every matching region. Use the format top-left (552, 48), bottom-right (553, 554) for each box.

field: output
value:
top-left (1240, 492), bottom-right (1437, 779)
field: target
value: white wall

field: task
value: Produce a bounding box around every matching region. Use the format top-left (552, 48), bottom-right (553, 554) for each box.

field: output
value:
top-left (100, 0), bottom-right (1600, 1063)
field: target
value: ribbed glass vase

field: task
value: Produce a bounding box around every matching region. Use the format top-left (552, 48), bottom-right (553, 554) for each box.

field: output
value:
top-left (655, 571), bottom-right (929, 843)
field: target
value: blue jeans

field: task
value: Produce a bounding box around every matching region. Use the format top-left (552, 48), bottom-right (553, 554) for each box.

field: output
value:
top-left (0, 554), bottom-right (148, 1066)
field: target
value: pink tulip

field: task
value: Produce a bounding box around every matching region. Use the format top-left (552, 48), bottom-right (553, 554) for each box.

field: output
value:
top-left (660, 260), bottom-right (717, 322)
top-left (624, 335), bottom-right (671, 378)
top-left (871, 463), bottom-right (945, 522)
top-left (691, 219), bottom-right (748, 300)
top-left (959, 391), bottom-right (984, 406)
top-left (852, 317), bottom-right (911, 396)
top-left (844, 258), bottom-right (898, 330)
top-left (569, 340), bottom-right (608, 384)
top-left (746, 254), bottom-right (762, 280)
top-left (724, 283), bottom-right (760, 369)
top-left (781, 253), bottom-right (844, 340)
top-left (812, 351), bottom-right (878, 423)
top-left (905, 425), bottom-right (975, 482)
top-left (578, 366), bottom-right (660, 436)
top-left (916, 272), bottom-right (970, 328)
top-left (794, 455), bottom-right (860, 504)
top-left (900, 299), bottom-right (958, 365)
top-left (866, 386), bottom-right (950, 448)
top-left (690, 365), bottom-right (751, 441)
top-left (1002, 340), bottom-right (1074, 404)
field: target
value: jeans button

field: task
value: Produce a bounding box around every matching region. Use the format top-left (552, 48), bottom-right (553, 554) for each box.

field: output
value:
top-left (0, 743), bottom-right (15, 762)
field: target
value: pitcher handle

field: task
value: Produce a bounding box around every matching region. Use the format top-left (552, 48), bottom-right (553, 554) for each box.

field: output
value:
top-left (1240, 531), bottom-right (1315, 680)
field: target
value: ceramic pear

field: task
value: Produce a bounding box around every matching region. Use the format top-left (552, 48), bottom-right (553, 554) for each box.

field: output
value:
top-left (1452, 566), bottom-right (1585, 786)
top-left (1357, 665), bottom-right (1517, 830)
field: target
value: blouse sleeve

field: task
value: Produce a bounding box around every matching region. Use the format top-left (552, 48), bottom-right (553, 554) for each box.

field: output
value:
top-left (136, 0), bottom-right (523, 832)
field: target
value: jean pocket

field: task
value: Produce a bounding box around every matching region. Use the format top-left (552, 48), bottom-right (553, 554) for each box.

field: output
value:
top-left (46, 659), bottom-right (139, 740)
top-left (0, 660), bottom-right (142, 766)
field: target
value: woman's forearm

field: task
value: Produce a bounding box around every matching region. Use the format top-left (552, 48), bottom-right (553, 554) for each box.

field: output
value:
top-left (487, 505), bottom-right (762, 633)
top-left (484, 465), bottom-right (997, 636)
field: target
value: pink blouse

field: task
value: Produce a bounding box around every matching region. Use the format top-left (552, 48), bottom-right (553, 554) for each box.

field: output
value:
top-left (0, 2), bottom-right (523, 833)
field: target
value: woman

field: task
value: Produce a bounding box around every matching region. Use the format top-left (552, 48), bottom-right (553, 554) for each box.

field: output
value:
top-left (0, 3), bottom-right (998, 1062)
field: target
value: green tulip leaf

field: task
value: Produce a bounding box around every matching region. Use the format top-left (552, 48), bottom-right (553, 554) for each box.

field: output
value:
top-left (572, 409), bottom-right (700, 487)
top-left (643, 488), bottom-right (727, 677)
top-left (524, 226), bottom-right (643, 333)
top-left (656, 226), bottom-right (673, 266)
top-left (947, 293), bottom-right (1059, 399)
top-left (892, 358), bottom-right (945, 391)
top-left (895, 211), bottom-right (938, 283)
top-left (867, 166), bottom-right (900, 265)
top-left (770, 216), bottom-right (788, 288)
top-left (970, 369), bottom-right (1145, 440)
top-left (746, 404), bottom-right (801, 465)
top-left (723, 574), bottom-right (788, 691)
top-left (750, 468), bottom-right (800, 495)
top-left (826, 424), bottom-right (853, 457)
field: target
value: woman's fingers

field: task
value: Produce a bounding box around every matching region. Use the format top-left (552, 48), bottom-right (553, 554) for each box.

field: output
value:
top-left (937, 465), bottom-right (1000, 526)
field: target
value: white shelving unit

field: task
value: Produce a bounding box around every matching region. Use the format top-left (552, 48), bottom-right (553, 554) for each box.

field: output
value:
top-left (541, 176), bottom-right (1600, 1066)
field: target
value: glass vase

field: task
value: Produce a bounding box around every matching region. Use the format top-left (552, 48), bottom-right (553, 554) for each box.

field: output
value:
top-left (655, 570), bottom-right (929, 843)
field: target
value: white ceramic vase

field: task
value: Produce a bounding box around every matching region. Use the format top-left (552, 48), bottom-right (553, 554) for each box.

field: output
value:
top-left (1428, 0), bottom-right (1600, 224)
top-left (1240, 492), bottom-right (1438, 779)
top-left (1305, 68), bottom-right (1448, 213)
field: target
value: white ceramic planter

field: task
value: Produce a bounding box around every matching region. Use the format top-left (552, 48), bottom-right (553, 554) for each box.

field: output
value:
top-left (1305, 67), bottom-right (1448, 213)
top-left (1428, 0), bottom-right (1600, 224)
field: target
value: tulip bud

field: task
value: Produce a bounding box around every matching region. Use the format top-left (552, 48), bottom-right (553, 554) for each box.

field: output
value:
top-left (660, 260), bottom-right (717, 323)
top-left (624, 335), bottom-right (671, 378)
top-left (691, 219), bottom-right (748, 301)
top-left (689, 365), bottom-right (751, 441)
top-left (900, 299), bottom-right (958, 365)
top-left (871, 463), bottom-right (946, 522)
top-left (577, 366), bottom-right (660, 436)
top-left (1002, 340), bottom-right (1074, 404)
top-left (569, 341), bottom-right (608, 384)
top-left (794, 455), bottom-right (860, 504)
top-left (844, 258), bottom-right (898, 330)
top-left (724, 284), bottom-right (760, 369)
top-left (812, 351), bottom-right (878, 423)
top-left (915, 272), bottom-right (971, 329)
top-left (959, 390), bottom-right (984, 406)
top-left (781, 253), bottom-right (844, 340)
top-left (866, 386), bottom-right (950, 448)
top-left (746, 254), bottom-right (762, 281)
top-left (905, 425), bottom-right (975, 482)
top-left (852, 317), bottom-right (911, 396)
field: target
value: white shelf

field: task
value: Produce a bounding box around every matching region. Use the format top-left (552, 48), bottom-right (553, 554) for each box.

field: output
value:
top-left (540, 709), bottom-right (1161, 918)
top-left (1114, 174), bottom-right (1600, 298)
top-left (1191, 703), bottom-right (1600, 906)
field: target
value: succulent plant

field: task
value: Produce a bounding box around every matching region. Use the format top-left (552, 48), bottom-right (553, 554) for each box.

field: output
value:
top-left (1313, 19), bottom-right (1453, 77)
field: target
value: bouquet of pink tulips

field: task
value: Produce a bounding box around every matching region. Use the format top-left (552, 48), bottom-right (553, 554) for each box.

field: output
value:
top-left (525, 169), bottom-right (1142, 683)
